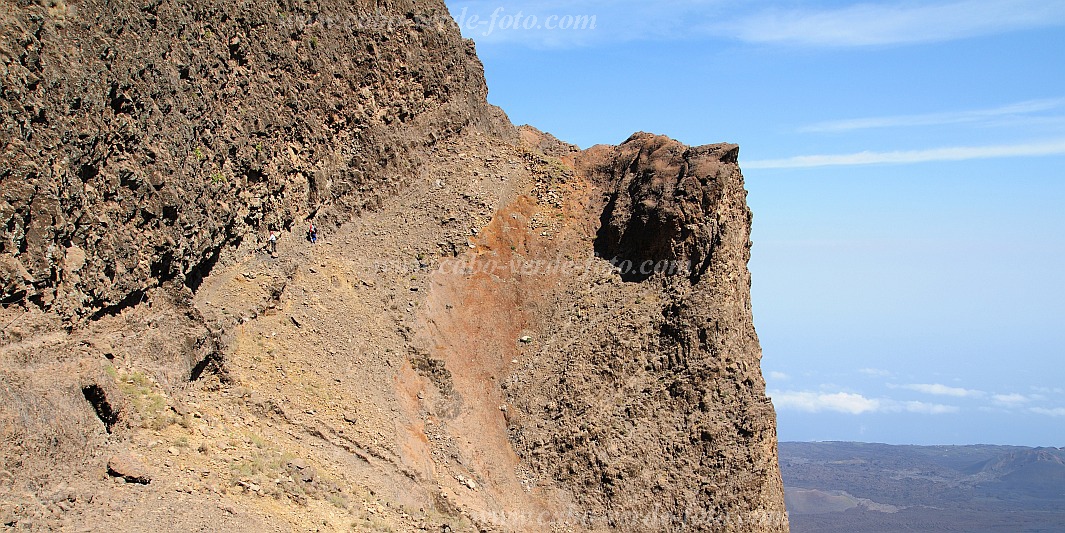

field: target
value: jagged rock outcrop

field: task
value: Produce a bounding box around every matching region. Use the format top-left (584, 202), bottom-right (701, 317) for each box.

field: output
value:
top-left (0, 1), bottom-right (787, 531)
top-left (491, 132), bottom-right (786, 530)
top-left (590, 134), bottom-right (738, 282)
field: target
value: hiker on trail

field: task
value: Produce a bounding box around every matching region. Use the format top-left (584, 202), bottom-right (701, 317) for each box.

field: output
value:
top-left (268, 230), bottom-right (278, 257)
top-left (308, 222), bottom-right (318, 244)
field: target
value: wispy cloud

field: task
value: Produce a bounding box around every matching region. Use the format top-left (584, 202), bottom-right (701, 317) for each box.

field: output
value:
top-left (992, 393), bottom-right (1031, 406)
top-left (858, 368), bottom-right (893, 377)
top-left (1031, 386), bottom-right (1065, 395)
top-left (770, 389), bottom-right (958, 415)
top-left (768, 371), bottom-right (790, 381)
top-left (722, 0), bottom-right (1065, 47)
top-left (800, 99), bottom-right (1065, 133)
top-left (744, 139), bottom-right (1065, 169)
top-left (902, 401), bottom-right (960, 414)
top-left (901, 383), bottom-right (984, 398)
top-left (448, 0), bottom-right (1065, 49)
top-left (771, 390), bottom-right (881, 414)
top-left (1031, 407), bottom-right (1065, 417)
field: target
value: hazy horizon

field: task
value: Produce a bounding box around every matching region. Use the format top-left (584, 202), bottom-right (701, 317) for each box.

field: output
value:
top-left (446, 0), bottom-right (1065, 447)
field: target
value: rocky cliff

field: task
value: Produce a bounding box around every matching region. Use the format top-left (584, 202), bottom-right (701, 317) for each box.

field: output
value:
top-left (0, 0), bottom-right (787, 530)
top-left (1, 0), bottom-right (505, 318)
top-left (508, 134), bottom-right (786, 528)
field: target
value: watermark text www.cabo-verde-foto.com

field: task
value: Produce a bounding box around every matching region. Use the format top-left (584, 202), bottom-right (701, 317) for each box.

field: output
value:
top-left (453, 7), bottom-right (597, 37)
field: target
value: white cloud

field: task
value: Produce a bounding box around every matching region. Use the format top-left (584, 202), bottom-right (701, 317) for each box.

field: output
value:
top-left (771, 389), bottom-right (961, 415)
top-left (902, 401), bottom-right (960, 414)
top-left (744, 139), bottom-right (1065, 169)
top-left (767, 371), bottom-right (790, 381)
top-left (722, 0), bottom-right (1065, 47)
top-left (858, 368), bottom-right (892, 377)
top-left (992, 393), bottom-right (1031, 406)
top-left (901, 383), bottom-right (984, 397)
top-left (1031, 407), bottom-right (1065, 417)
top-left (800, 98), bottom-right (1065, 133)
top-left (770, 390), bottom-right (880, 414)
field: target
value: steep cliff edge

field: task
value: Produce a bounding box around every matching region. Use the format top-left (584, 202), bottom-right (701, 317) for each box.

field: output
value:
top-left (414, 130), bottom-right (787, 530)
top-left (516, 133), bottom-right (786, 528)
top-left (0, 1), bottom-right (786, 530)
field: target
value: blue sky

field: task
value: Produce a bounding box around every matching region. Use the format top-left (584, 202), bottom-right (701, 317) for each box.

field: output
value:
top-left (444, 0), bottom-right (1065, 446)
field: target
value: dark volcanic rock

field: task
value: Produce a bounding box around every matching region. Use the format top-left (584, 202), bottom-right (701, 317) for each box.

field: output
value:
top-left (588, 132), bottom-right (739, 282)
top-left (502, 131), bottom-right (787, 531)
top-left (0, 0), bottom-right (507, 319)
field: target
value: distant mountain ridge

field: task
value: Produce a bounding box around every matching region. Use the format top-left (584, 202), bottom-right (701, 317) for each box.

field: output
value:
top-left (780, 441), bottom-right (1065, 533)
top-left (969, 447), bottom-right (1065, 488)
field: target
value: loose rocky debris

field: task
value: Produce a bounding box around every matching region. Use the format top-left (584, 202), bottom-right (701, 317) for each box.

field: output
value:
top-left (107, 455), bottom-right (152, 485)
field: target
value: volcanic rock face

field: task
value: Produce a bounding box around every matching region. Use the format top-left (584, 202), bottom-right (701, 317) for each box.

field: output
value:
top-left (1, 0), bottom-right (505, 317)
top-left (496, 132), bottom-right (786, 530)
top-left (0, 1), bottom-right (787, 531)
